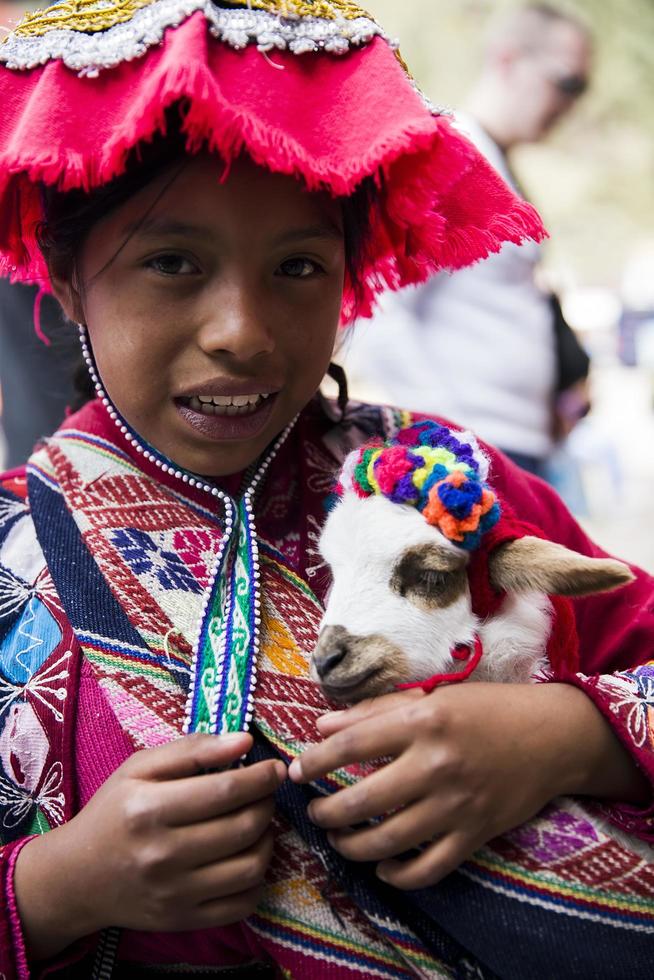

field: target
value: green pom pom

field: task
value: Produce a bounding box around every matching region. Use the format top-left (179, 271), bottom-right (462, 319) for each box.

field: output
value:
top-left (354, 448), bottom-right (378, 494)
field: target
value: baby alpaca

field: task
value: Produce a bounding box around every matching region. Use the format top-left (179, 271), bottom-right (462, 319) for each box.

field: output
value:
top-left (312, 422), bottom-right (633, 703)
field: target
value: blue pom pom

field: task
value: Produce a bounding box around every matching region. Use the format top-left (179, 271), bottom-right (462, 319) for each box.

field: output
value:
top-left (390, 472), bottom-right (420, 505)
top-left (420, 423), bottom-right (449, 447)
top-left (480, 501), bottom-right (501, 532)
top-left (421, 464), bottom-right (449, 498)
top-left (438, 478), bottom-right (482, 519)
top-left (460, 529), bottom-right (483, 551)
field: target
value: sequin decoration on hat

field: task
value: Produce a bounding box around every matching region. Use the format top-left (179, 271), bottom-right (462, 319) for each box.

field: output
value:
top-left (337, 420), bottom-right (501, 551)
top-left (2, 0), bottom-right (393, 73)
top-left (0, 0), bottom-right (545, 321)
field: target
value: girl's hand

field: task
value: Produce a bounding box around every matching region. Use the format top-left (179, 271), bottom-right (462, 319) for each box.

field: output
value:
top-left (289, 683), bottom-right (646, 890)
top-left (15, 732), bottom-right (286, 959)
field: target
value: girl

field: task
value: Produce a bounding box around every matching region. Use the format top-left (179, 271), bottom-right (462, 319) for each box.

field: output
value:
top-left (0, 2), bottom-right (652, 977)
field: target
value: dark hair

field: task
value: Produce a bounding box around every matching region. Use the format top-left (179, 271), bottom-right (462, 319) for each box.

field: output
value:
top-left (38, 120), bottom-right (190, 286)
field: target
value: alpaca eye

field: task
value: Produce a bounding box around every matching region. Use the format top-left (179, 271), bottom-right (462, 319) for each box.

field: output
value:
top-left (421, 570), bottom-right (449, 592)
top-left (391, 545), bottom-right (467, 609)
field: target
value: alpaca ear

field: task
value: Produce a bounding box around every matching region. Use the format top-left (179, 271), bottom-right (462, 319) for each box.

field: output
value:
top-left (488, 536), bottom-right (635, 597)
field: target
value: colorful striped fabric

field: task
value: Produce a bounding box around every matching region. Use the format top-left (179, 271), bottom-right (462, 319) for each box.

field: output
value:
top-left (1, 397), bottom-right (653, 979)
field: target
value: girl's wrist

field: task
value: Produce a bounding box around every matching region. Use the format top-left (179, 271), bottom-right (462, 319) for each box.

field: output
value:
top-left (14, 824), bottom-right (105, 962)
top-left (538, 683), bottom-right (649, 805)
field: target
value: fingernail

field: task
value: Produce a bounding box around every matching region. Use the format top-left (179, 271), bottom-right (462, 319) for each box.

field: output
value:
top-left (273, 761), bottom-right (287, 782)
top-left (308, 803), bottom-right (326, 827)
top-left (318, 711), bottom-right (340, 723)
top-left (288, 758), bottom-right (303, 781)
top-left (219, 732), bottom-right (248, 746)
top-left (376, 863), bottom-right (391, 883)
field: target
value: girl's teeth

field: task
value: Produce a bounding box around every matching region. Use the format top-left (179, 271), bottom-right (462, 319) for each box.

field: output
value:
top-left (185, 393), bottom-right (272, 416)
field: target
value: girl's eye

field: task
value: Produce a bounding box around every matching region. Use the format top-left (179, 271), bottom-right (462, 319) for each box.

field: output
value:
top-left (147, 253), bottom-right (197, 276)
top-left (278, 257), bottom-right (322, 279)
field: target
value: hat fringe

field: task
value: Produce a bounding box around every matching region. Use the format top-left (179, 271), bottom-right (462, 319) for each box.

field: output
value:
top-left (0, 21), bottom-right (545, 317)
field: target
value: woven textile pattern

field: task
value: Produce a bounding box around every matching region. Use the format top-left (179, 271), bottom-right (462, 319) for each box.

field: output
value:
top-left (22, 426), bottom-right (452, 977)
top-left (1, 398), bottom-right (653, 978)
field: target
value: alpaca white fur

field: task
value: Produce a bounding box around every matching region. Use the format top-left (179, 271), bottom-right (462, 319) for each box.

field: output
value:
top-left (312, 491), bottom-right (632, 702)
top-left (311, 486), bottom-right (653, 862)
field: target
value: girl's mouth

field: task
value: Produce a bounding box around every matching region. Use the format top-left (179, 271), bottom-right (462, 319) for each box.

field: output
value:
top-left (175, 391), bottom-right (279, 442)
top-left (182, 393), bottom-right (272, 417)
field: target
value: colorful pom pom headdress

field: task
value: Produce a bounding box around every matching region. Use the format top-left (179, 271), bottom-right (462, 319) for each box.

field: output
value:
top-left (337, 420), bottom-right (501, 551)
top-left (336, 420), bottom-right (581, 678)
top-left (0, 0), bottom-right (545, 320)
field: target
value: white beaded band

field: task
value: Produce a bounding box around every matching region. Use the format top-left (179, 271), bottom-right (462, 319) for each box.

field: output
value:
top-left (78, 323), bottom-right (234, 503)
top-left (77, 324), bottom-right (298, 737)
top-left (1, 1), bottom-right (391, 76)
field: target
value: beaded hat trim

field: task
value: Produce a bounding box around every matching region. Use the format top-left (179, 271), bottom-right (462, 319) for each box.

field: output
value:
top-left (1, 0), bottom-right (391, 74)
top-left (337, 420), bottom-right (501, 552)
top-left (0, 0), bottom-right (546, 313)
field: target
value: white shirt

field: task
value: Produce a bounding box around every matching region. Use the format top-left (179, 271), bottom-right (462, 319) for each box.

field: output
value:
top-left (345, 115), bottom-right (557, 459)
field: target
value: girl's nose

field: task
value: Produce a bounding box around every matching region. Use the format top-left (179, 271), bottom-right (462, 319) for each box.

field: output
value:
top-left (196, 283), bottom-right (275, 362)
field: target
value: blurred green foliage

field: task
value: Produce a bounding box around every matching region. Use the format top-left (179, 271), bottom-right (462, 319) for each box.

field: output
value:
top-left (366, 0), bottom-right (654, 288)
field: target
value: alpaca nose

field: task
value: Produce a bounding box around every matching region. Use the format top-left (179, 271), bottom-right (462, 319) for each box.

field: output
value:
top-left (313, 626), bottom-right (350, 679)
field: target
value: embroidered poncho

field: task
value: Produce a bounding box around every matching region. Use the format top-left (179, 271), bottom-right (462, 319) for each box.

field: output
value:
top-left (1, 396), bottom-right (653, 978)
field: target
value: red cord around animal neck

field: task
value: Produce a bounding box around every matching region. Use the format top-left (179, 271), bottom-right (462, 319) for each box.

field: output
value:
top-left (396, 634), bottom-right (484, 693)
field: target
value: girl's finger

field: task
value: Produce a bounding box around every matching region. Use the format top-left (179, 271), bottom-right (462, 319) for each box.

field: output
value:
top-left (289, 711), bottom-right (414, 784)
top-left (183, 830), bottom-right (275, 904)
top-left (160, 759), bottom-right (285, 826)
top-left (316, 689), bottom-right (425, 736)
top-left (376, 829), bottom-right (476, 891)
top-left (169, 796), bottom-right (276, 868)
top-left (126, 732), bottom-right (253, 781)
top-left (307, 755), bottom-right (428, 830)
top-left (190, 886), bottom-right (265, 931)
top-left (326, 797), bottom-right (452, 864)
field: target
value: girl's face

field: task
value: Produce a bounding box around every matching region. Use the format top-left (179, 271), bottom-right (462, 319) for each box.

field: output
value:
top-left (56, 155), bottom-right (345, 476)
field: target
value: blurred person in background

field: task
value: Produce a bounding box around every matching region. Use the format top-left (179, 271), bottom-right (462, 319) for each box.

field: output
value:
top-left (347, 2), bottom-right (593, 481)
top-left (0, 282), bottom-right (78, 468)
top-left (0, 0), bottom-right (78, 470)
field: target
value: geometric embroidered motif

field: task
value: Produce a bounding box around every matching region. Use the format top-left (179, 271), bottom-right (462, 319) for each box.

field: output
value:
top-left (0, 599), bottom-right (63, 685)
top-left (0, 562), bottom-right (33, 624)
top-left (594, 668), bottom-right (654, 751)
top-left (172, 528), bottom-right (219, 590)
top-left (0, 695), bottom-right (65, 834)
top-left (110, 528), bottom-right (202, 594)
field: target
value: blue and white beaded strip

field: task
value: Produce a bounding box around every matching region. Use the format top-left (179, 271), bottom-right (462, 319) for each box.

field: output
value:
top-left (78, 323), bottom-right (296, 736)
top-left (78, 324), bottom-right (234, 510)
top-left (191, 417), bottom-right (295, 735)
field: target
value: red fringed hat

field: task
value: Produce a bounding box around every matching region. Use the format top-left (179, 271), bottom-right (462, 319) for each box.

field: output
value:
top-left (0, 0), bottom-right (545, 320)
